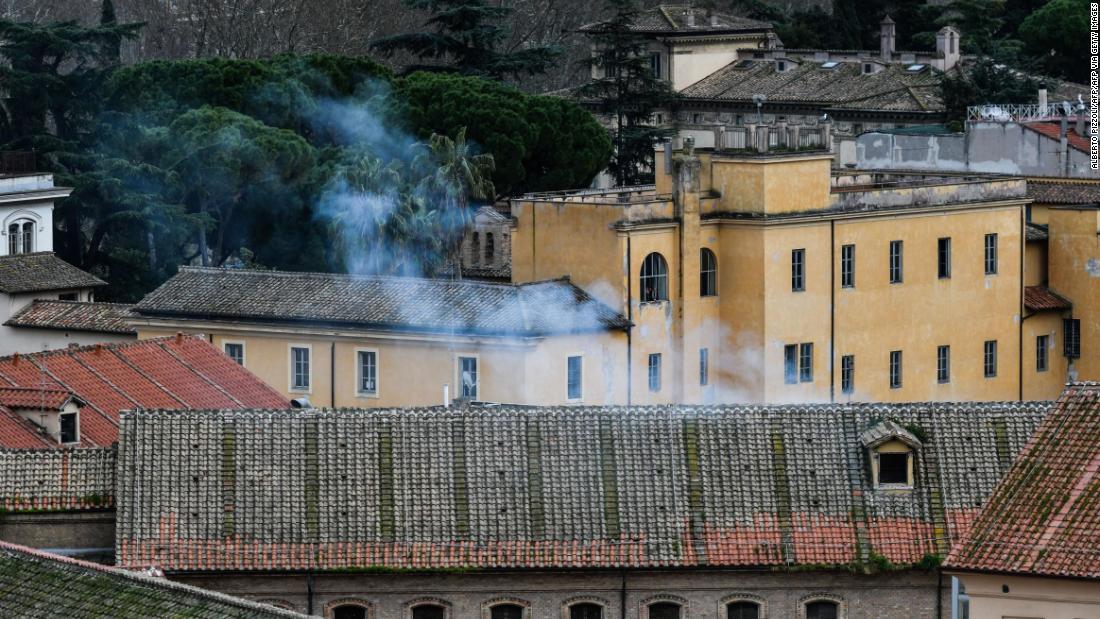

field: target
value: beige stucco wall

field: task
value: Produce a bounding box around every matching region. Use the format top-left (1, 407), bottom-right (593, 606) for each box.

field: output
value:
top-left (1022, 311), bottom-right (1068, 400)
top-left (137, 327), bottom-right (628, 408)
top-left (1048, 207), bottom-right (1100, 382)
top-left (953, 572), bottom-right (1100, 619)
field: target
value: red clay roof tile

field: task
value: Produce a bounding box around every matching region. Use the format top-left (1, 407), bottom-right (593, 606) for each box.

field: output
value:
top-left (1024, 285), bottom-right (1072, 312)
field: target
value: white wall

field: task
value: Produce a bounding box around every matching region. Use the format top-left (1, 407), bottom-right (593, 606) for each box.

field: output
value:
top-left (0, 174), bottom-right (60, 257)
top-left (0, 290), bottom-right (129, 356)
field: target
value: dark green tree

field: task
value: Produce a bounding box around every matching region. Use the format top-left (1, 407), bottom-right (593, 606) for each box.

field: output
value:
top-left (940, 58), bottom-right (1039, 130)
top-left (575, 0), bottom-right (677, 186)
top-left (1020, 0), bottom-right (1089, 82)
top-left (371, 0), bottom-right (561, 79)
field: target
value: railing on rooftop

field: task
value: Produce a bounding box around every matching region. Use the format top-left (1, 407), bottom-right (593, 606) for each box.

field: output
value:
top-left (967, 102), bottom-right (1087, 123)
top-left (521, 184), bottom-right (656, 200)
top-left (0, 150), bottom-right (36, 175)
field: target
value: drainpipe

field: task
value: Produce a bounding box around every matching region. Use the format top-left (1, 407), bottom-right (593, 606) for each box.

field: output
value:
top-left (306, 571), bottom-right (314, 615)
top-left (330, 342), bottom-right (336, 408)
top-left (830, 219), bottom-right (836, 402)
top-left (626, 236), bottom-right (633, 406)
top-left (620, 569), bottom-right (628, 619)
top-left (1018, 205), bottom-right (1026, 401)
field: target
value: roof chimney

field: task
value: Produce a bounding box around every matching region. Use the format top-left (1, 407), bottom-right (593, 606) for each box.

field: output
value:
top-left (12, 352), bottom-right (18, 367)
top-left (1038, 87), bottom-right (1048, 118)
top-left (880, 16), bottom-right (896, 62)
top-left (685, 10), bottom-right (695, 27)
top-left (710, 12), bottom-right (719, 27)
top-left (175, 331), bottom-right (183, 345)
top-left (935, 27), bottom-right (960, 71)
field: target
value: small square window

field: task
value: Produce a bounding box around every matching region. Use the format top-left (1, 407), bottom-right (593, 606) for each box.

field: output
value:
top-left (878, 452), bottom-right (910, 485)
top-left (224, 342), bottom-right (244, 365)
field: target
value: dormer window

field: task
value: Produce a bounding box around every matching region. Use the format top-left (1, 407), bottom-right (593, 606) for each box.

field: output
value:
top-left (862, 63), bottom-right (873, 74)
top-left (860, 420), bottom-right (922, 490)
top-left (777, 60), bottom-right (786, 72)
top-left (59, 410), bottom-right (79, 444)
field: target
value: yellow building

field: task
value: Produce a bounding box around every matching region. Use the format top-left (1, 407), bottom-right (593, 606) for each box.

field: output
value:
top-left (130, 270), bottom-right (631, 407)
top-left (511, 142), bottom-right (1068, 403)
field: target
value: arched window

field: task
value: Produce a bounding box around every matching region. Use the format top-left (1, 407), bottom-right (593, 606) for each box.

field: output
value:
top-left (491, 604), bottom-right (525, 619)
top-left (640, 252), bottom-right (669, 303)
top-left (570, 603), bottom-right (603, 619)
top-left (412, 604), bottom-right (447, 619)
top-left (727, 601), bottom-right (760, 619)
top-left (485, 232), bottom-right (494, 262)
top-left (648, 602), bottom-right (681, 619)
top-left (700, 248), bottom-right (717, 296)
top-left (7, 219), bottom-right (34, 255)
top-left (332, 605), bottom-right (368, 619)
top-left (470, 233), bottom-right (481, 264)
top-left (805, 600), bottom-right (838, 619)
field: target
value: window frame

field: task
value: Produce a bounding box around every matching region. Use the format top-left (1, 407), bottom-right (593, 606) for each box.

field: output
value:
top-left (798, 342), bottom-right (813, 383)
top-left (984, 233), bottom-right (998, 275)
top-left (876, 451), bottom-right (911, 486)
top-left (567, 354), bottom-right (584, 402)
top-left (640, 595), bottom-right (687, 619)
top-left (562, 597), bottom-right (609, 619)
top-left (356, 348), bottom-right (380, 397)
top-left (406, 599), bottom-right (452, 619)
top-left (647, 353), bottom-right (662, 393)
top-left (6, 217), bottom-right (37, 255)
top-left (1036, 334), bottom-right (1049, 372)
top-left (223, 341), bottom-right (246, 366)
top-left (1064, 318), bottom-right (1081, 358)
top-left (840, 244), bottom-right (855, 288)
top-left (983, 340), bottom-right (997, 378)
top-left (840, 355), bottom-right (854, 395)
top-left (889, 350), bottom-right (902, 389)
top-left (289, 344), bottom-right (312, 393)
top-left (640, 252), bottom-right (670, 303)
top-left (699, 347), bottom-right (709, 387)
top-left (798, 594), bottom-right (845, 619)
top-left (936, 345), bottom-right (950, 384)
top-left (719, 593), bottom-right (767, 619)
top-left (889, 240), bottom-right (903, 284)
top-left (325, 598), bottom-right (373, 619)
top-left (481, 599), bottom-right (531, 619)
top-left (937, 237), bottom-right (951, 279)
top-left (791, 248), bottom-right (806, 292)
top-left (700, 248), bottom-right (718, 297)
top-left (784, 344), bottom-right (798, 385)
top-left (59, 410), bottom-right (79, 445)
top-left (457, 354), bottom-right (480, 399)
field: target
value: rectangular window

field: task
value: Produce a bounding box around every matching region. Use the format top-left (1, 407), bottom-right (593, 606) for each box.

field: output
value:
top-left (567, 355), bottom-right (583, 400)
top-left (791, 248), bottom-right (805, 291)
top-left (841, 244), bottom-right (855, 288)
top-left (290, 346), bottom-right (310, 391)
top-left (784, 344), bottom-right (798, 384)
top-left (649, 52), bottom-right (662, 78)
top-left (984, 233), bottom-right (998, 275)
top-left (1064, 318), bottom-right (1081, 358)
top-left (59, 411), bottom-right (78, 444)
top-left (648, 353), bottom-right (662, 392)
top-left (984, 340), bottom-right (998, 378)
top-left (699, 348), bottom-right (709, 386)
top-left (889, 240), bottom-right (903, 284)
top-left (878, 452), bottom-right (909, 485)
top-left (799, 342), bottom-right (813, 382)
top-left (358, 350), bottom-right (377, 395)
top-left (937, 345), bottom-right (950, 383)
top-left (224, 342), bottom-right (244, 365)
top-left (937, 237), bottom-right (951, 279)
top-left (841, 355), bottom-right (854, 395)
top-left (459, 356), bottom-right (478, 398)
top-left (889, 350), bottom-right (902, 389)
top-left (1036, 334), bottom-right (1049, 372)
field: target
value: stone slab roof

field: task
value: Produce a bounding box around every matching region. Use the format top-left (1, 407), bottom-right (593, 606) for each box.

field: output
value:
top-left (115, 402), bottom-right (1049, 573)
top-left (946, 383), bottom-right (1100, 579)
top-left (0, 335), bottom-right (288, 448)
top-left (5, 300), bottom-right (136, 334)
top-left (134, 267), bottom-right (630, 336)
top-left (0, 540), bottom-right (304, 618)
top-left (680, 60), bottom-right (942, 113)
top-left (1027, 181), bottom-right (1100, 205)
top-left (580, 5), bottom-right (772, 35)
top-left (1024, 286), bottom-right (1072, 312)
top-left (0, 252), bottom-right (105, 294)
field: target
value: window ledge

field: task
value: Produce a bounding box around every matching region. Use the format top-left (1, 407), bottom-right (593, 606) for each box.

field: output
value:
top-left (874, 484), bottom-right (914, 492)
top-left (356, 392), bottom-right (380, 399)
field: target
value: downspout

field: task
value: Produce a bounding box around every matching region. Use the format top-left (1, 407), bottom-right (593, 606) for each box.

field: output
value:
top-left (620, 569), bottom-right (628, 619)
top-left (306, 571), bottom-right (314, 615)
top-left (937, 570), bottom-right (944, 619)
top-left (1018, 205), bottom-right (1026, 401)
top-left (330, 342), bottom-right (336, 407)
top-left (626, 236), bottom-right (633, 406)
top-left (830, 219), bottom-right (836, 402)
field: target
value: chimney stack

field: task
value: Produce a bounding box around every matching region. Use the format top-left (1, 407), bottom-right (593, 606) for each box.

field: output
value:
top-left (685, 10), bottom-right (695, 27)
top-left (880, 16), bottom-right (896, 63)
top-left (1076, 100), bottom-right (1087, 136)
top-left (710, 12), bottom-right (719, 27)
top-left (935, 27), bottom-right (960, 71)
top-left (1038, 87), bottom-right (1048, 118)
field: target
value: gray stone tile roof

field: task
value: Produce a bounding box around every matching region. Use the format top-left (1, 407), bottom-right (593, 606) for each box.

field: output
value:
top-left (115, 402), bottom-right (1049, 573)
top-left (0, 540), bottom-right (305, 617)
top-left (1025, 222), bottom-right (1048, 241)
top-left (134, 267), bottom-right (630, 336)
top-left (680, 60), bottom-right (942, 113)
top-left (0, 253), bottom-right (105, 294)
top-left (4, 300), bottom-right (135, 334)
top-left (580, 5), bottom-right (772, 35)
top-left (1027, 181), bottom-right (1100, 205)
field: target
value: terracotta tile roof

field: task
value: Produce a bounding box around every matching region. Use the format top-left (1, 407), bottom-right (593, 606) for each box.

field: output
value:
top-left (0, 540), bottom-right (305, 618)
top-left (580, 5), bottom-right (772, 34)
top-left (679, 60), bottom-right (942, 113)
top-left (135, 267), bottom-right (631, 336)
top-left (0, 336), bottom-right (288, 448)
top-left (0, 386), bottom-right (76, 409)
top-left (1022, 122), bottom-right (1090, 153)
top-left (946, 383), bottom-right (1100, 579)
top-left (0, 252), bottom-right (105, 294)
top-left (0, 407), bottom-right (61, 448)
top-left (1024, 286), bottom-right (1072, 312)
top-left (5, 300), bottom-right (135, 334)
top-left (115, 402), bottom-right (1049, 573)
top-left (1026, 181), bottom-right (1100, 205)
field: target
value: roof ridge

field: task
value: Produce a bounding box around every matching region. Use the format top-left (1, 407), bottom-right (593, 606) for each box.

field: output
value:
top-left (177, 266), bottom-right (529, 290)
top-left (0, 334), bottom-right (203, 362)
top-left (21, 299), bottom-right (134, 308)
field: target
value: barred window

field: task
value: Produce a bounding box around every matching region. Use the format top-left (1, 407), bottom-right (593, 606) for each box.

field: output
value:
top-left (491, 605), bottom-right (524, 619)
top-left (570, 604), bottom-right (602, 619)
top-left (726, 602), bottom-right (760, 619)
top-left (806, 600), bottom-right (838, 619)
top-left (648, 602), bottom-right (681, 619)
